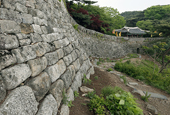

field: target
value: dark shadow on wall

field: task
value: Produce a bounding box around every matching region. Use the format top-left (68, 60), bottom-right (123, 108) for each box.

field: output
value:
top-left (137, 48), bottom-right (140, 54)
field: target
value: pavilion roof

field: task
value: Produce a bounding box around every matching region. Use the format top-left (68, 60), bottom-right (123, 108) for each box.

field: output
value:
top-left (115, 26), bottom-right (146, 35)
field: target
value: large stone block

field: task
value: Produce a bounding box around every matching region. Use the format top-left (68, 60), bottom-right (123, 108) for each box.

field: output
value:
top-left (73, 59), bottom-right (80, 72)
top-left (42, 42), bottom-right (55, 52)
top-left (0, 52), bottom-right (17, 71)
top-left (1, 64), bottom-right (32, 90)
top-left (41, 26), bottom-right (48, 34)
top-left (25, 0), bottom-right (36, 8)
top-left (61, 38), bottom-right (69, 47)
top-left (28, 56), bottom-right (47, 77)
top-left (21, 13), bottom-right (33, 24)
top-left (57, 49), bottom-right (64, 59)
top-left (28, 8), bottom-right (47, 19)
top-left (32, 24), bottom-right (42, 34)
top-left (33, 17), bottom-right (47, 26)
top-left (42, 33), bottom-right (61, 43)
top-left (61, 67), bottom-right (72, 89)
top-left (59, 105), bottom-right (69, 115)
top-left (71, 50), bottom-right (78, 61)
top-left (32, 42), bottom-right (47, 57)
top-left (49, 79), bottom-right (64, 108)
top-left (71, 71), bottom-right (82, 92)
top-left (0, 75), bottom-right (6, 103)
top-left (63, 54), bottom-right (73, 66)
top-left (20, 23), bottom-right (34, 34)
top-left (45, 59), bottom-right (66, 83)
top-left (12, 45), bottom-right (37, 63)
top-left (45, 51), bottom-right (59, 66)
top-left (19, 39), bottom-right (31, 46)
top-left (0, 86), bottom-right (39, 115)
top-left (36, 94), bottom-right (58, 115)
top-left (15, 3), bottom-right (28, 13)
top-left (30, 33), bottom-right (42, 43)
top-left (0, 20), bottom-right (20, 34)
top-left (66, 87), bottom-right (74, 102)
top-left (0, 35), bottom-right (19, 49)
top-left (53, 40), bottom-right (62, 49)
top-left (63, 44), bottom-right (73, 56)
top-left (0, 8), bottom-right (22, 24)
top-left (26, 72), bottom-right (51, 101)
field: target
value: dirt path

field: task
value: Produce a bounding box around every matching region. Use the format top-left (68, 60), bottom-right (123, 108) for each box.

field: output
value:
top-left (70, 56), bottom-right (170, 115)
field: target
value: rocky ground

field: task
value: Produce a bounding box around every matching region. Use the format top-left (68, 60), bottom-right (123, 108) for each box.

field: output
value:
top-left (69, 55), bottom-right (170, 115)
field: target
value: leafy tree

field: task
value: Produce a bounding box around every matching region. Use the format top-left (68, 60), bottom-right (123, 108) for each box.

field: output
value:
top-left (142, 41), bottom-right (170, 73)
top-left (136, 20), bottom-right (153, 31)
top-left (67, 1), bottom-right (125, 34)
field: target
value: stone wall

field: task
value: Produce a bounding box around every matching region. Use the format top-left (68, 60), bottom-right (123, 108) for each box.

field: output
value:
top-left (69, 16), bottom-right (164, 58)
top-left (0, 0), bottom-right (94, 115)
top-left (0, 0), bottom-right (165, 114)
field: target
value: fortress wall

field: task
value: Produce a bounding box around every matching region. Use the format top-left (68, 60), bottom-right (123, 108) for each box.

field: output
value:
top-left (0, 0), bottom-right (165, 114)
top-left (0, 0), bottom-right (94, 114)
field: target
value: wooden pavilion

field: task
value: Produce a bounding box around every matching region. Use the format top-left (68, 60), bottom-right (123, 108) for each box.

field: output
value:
top-left (115, 26), bottom-right (146, 37)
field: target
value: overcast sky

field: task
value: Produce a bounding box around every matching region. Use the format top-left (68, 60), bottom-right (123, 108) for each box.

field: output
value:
top-left (94, 0), bottom-right (170, 13)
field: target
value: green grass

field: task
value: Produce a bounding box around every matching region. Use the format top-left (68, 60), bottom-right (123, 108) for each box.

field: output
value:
top-left (114, 59), bottom-right (170, 94)
top-left (127, 53), bottom-right (139, 58)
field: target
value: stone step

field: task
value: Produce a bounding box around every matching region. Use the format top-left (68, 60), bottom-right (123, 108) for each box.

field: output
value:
top-left (143, 91), bottom-right (168, 100)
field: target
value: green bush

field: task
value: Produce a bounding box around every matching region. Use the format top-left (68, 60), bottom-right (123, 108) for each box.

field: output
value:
top-left (114, 60), bottom-right (170, 94)
top-left (101, 86), bottom-right (115, 97)
top-left (88, 86), bottom-right (143, 115)
top-left (107, 68), bottom-right (113, 72)
top-left (86, 91), bottom-right (96, 99)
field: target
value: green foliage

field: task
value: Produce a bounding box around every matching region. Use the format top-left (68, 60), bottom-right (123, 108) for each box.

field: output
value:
top-left (74, 91), bottom-right (79, 98)
top-left (86, 91), bottom-right (96, 99)
top-left (83, 75), bottom-right (92, 85)
top-left (67, 1), bottom-right (126, 34)
top-left (88, 86), bottom-right (143, 115)
top-left (127, 53), bottom-right (139, 58)
top-left (97, 61), bottom-right (101, 65)
top-left (101, 86), bottom-right (115, 97)
top-left (73, 24), bottom-right (78, 31)
top-left (107, 68), bottom-right (113, 72)
top-left (141, 92), bottom-right (151, 102)
top-left (59, 0), bottom-right (61, 2)
top-left (122, 5), bottom-right (170, 36)
top-left (94, 76), bottom-right (98, 80)
top-left (114, 60), bottom-right (170, 94)
top-left (68, 101), bottom-right (74, 107)
top-left (62, 90), bottom-right (68, 104)
top-left (120, 75), bottom-right (127, 85)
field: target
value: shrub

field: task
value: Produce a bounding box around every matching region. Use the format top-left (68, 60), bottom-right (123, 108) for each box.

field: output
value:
top-left (86, 91), bottom-right (96, 99)
top-left (88, 86), bottom-right (143, 115)
top-left (74, 91), bottom-right (79, 98)
top-left (141, 92), bottom-right (151, 102)
top-left (107, 68), bottom-right (113, 72)
top-left (101, 86), bottom-right (115, 97)
top-left (114, 60), bottom-right (170, 94)
top-left (127, 53), bottom-right (139, 58)
top-left (94, 76), bottom-right (98, 80)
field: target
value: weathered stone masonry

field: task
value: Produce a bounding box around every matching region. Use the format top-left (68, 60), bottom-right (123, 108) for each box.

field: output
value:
top-left (0, 0), bottom-right (94, 115)
top-left (0, 0), bottom-right (164, 115)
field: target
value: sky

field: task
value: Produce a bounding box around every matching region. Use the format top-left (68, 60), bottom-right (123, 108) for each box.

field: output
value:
top-left (94, 0), bottom-right (170, 13)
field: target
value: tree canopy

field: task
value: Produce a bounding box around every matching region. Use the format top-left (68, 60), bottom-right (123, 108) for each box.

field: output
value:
top-left (66, 1), bottom-right (126, 35)
top-left (121, 5), bottom-right (170, 37)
